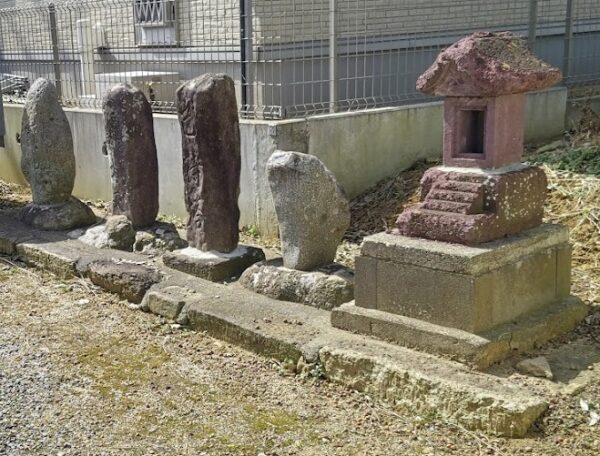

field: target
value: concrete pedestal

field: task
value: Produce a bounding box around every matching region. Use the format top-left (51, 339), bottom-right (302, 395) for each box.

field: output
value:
top-left (332, 224), bottom-right (587, 368)
top-left (162, 245), bottom-right (265, 282)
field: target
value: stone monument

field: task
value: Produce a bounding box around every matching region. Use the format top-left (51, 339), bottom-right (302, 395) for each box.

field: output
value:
top-left (103, 83), bottom-right (159, 228)
top-left (20, 78), bottom-right (96, 230)
top-left (332, 33), bottom-right (588, 369)
top-left (163, 73), bottom-right (264, 281)
top-left (239, 151), bottom-right (354, 310)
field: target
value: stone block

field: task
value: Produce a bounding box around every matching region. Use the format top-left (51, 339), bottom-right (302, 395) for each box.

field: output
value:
top-left (142, 290), bottom-right (186, 321)
top-left (88, 259), bottom-right (161, 304)
top-left (239, 259), bottom-right (354, 310)
top-left (20, 197), bottom-right (96, 232)
top-left (163, 245), bottom-right (265, 282)
top-left (353, 257), bottom-right (377, 310)
top-left (396, 165), bottom-right (548, 244)
top-left (354, 225), bottom-right (573, 333)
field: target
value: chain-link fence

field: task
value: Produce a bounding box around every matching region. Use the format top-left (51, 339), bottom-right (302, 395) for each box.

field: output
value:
top-left (0, 0), bottom-right (599, 119)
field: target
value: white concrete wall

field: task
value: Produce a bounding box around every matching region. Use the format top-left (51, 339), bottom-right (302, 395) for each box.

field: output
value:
top-left (0, 87), bottom-right (567, 235)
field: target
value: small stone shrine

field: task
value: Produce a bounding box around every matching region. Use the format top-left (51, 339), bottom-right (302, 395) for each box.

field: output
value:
top-left (240, 151), bottom-right (354, 310)
top-left (102, 83), bottom-right (159, 228)
top-left (163, 73), bottom-right (264, 281)
top-left (332, 33), bottom-right (588, 368)
top-left (20, 78), bottom-right (96, 230)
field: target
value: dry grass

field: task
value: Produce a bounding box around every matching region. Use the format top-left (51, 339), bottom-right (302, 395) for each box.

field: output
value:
top-left (543, 165), bottom-right (599, 304)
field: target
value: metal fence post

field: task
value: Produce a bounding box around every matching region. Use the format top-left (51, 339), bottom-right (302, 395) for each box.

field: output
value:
top-left (240, 0), bottom-right (253, 114)
top-left (563, 0), bottom-right (575, 83)
top-left (528, 0), bottom-right (538, 48)
top-left (48, 3), bottom-right (62, 99)
top-left (329, 0), bottom-right (338, 113)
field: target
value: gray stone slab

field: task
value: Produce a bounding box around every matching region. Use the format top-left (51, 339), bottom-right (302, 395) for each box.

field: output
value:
top-left (175, 284), bottom-right (548, 437)
top-left (356, 226), bottom-right (572, 333)
top-left (332, 297), bottom-right (588, 369)
top-left (362, 224), bottom-right (568, 275)
top-left (239, 259), bottom-right (354, 310)
top-left (162, 245), bottom-right (265, 282)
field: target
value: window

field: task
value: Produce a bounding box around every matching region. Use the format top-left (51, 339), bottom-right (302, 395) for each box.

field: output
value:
top-left (134, 0), bottom-right (178, 46)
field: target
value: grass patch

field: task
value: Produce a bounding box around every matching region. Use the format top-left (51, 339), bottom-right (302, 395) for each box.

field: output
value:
top-left (530, 145), bottom-right (600, 176)
top-left (76, 336), bottom-right (171, 398)
top-left (243, 405), bottom-right (301, 434)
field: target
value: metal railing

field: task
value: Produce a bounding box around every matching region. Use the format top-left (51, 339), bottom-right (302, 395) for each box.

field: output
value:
top-left (0, 0), bottom-right (598, 119)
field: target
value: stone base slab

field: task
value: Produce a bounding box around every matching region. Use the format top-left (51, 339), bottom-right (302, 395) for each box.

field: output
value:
top-left (21, 197), bottom-right (96, 231)
top-left (162, 245), bottom-right (265, 282)
top-left (239, 259), bottom-right (354, 310)
top-left (332, 296), bottom-right (588, 369)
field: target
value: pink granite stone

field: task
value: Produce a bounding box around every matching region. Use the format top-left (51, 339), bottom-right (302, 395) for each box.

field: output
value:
top-left (417, 32), bottom-right (562, 97)
top-left (396, 166), bottom-right (547, 244)
top-left (443, 93), bottom-right (525, 169)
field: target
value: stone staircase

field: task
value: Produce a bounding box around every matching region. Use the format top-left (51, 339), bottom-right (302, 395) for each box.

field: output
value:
top-left (421, 175), bottom-right (485, 215)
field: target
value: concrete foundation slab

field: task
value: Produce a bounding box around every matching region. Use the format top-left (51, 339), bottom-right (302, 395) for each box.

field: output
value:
top-left (162, 245), bottom-right (265, 282)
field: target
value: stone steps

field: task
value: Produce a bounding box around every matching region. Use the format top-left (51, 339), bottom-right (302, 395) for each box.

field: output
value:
top-left (421, 199), bottom-right (474, 214)
top-left (434, 180), bottom-right (483, 194)
top-left (424, 180), bottom-right (485, 214)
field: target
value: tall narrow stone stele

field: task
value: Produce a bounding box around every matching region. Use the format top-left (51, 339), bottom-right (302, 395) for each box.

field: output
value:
top-left (103, 83), bottom-right (159, 228)
top-left (20, 78), bottom-right (96, 230)
top-left (163, 73), bottom-right (265, 282)
top-left (177, 73), bottom-right (240, 252)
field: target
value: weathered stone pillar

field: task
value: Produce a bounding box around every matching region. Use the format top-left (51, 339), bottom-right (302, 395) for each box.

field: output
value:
top-left (20, 78), bottom-right (95, 230)
top-left (103, 83), bottom-right (159, 228)
top-left (164, 74), bottom-right (264, 282)
top-left (21, 78), bottom-right (75, 204)
top-left (176, 73), bottom-right (240, 253)
top-left (239, 151), bottom-right (354, 310)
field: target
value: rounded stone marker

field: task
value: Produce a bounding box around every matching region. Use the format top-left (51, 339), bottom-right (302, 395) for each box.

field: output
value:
top-left (267, 151), bottom-right (350, 271)
top-left (176, 73), bottom-right (241, 253)
top-left (103, 83), bottom-right (159, 228)
top-left (19, 78), bottom-right (96, 230)
top-left (21, 78), bottom-right (75, 204)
